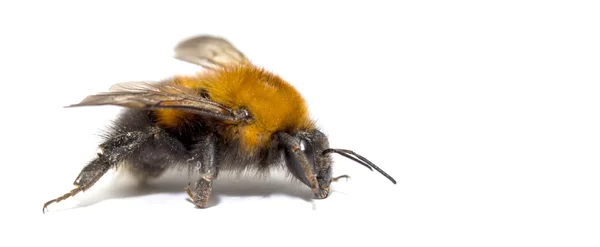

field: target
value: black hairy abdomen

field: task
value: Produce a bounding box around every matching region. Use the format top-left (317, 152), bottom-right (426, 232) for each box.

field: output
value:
top-left (100, 109), bottom-right (283, 177)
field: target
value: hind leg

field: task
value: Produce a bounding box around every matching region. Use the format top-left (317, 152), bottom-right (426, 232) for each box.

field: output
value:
top-left (42, 127), bottom-right (183, 213)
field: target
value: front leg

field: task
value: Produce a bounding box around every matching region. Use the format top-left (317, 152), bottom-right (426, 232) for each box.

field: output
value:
top-left (185, 133), bottom-right (218, 208)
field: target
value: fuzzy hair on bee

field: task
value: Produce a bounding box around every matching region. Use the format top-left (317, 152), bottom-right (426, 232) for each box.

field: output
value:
top-left (42, 35), bottom-right (396, 212)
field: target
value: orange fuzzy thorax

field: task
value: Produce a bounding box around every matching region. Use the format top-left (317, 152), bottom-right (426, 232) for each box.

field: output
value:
top-left (156, 64), bottom-right (314, 153)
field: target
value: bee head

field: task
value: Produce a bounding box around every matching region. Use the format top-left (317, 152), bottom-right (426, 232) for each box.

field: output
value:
top-left (282, 129), bottom-right (396, 199)
top-left (301, 129), bottom-right (334, 194)
top-left (281, 129), bottom-right (333, 198)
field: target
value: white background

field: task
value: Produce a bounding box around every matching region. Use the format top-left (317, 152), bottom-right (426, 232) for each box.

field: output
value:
top-left (1, 0), bottom-right (599, 246)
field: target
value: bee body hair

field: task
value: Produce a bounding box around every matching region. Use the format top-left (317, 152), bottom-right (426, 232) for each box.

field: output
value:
top-left (155, 64), bottom-right (316, 154)
top-left (102, 107), bottom-right (289, 182)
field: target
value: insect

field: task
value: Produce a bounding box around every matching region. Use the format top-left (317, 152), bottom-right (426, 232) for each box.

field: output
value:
top-left (42, 35), bottom-right (396, 212)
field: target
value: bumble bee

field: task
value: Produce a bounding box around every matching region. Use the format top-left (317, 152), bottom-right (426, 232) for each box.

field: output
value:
top-left (42, 35), bottom-right (396, 212)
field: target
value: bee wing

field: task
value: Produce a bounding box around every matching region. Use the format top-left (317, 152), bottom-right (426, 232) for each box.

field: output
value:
top-left (173, 35), bottom-right (249, 70)
top-left (67, 81), bottom-right (245, 122)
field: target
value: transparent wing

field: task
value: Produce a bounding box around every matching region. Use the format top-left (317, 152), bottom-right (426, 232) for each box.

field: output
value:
top-left (67, 81), bottom-right (248, 123)
top-left (173, 35), bottom-right (250, 69)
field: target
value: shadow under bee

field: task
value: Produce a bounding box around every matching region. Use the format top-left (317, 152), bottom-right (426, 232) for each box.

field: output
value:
top-left (68, 170), bottom-right (315, 210)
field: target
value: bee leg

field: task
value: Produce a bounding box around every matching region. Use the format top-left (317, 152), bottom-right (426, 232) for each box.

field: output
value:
top-left (41, 157), bottom-right (110, 213)
top-left (185, 133), bottom-right (218, 208)
top-left (332, 174), bottom-right (351, 182)
top-left (42, 130), bottom-right (150, 213)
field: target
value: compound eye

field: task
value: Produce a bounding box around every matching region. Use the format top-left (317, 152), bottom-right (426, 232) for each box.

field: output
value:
top-left (299, 138), bottom-right (315, 164)
top-left (299, 138), bottom-right (308, 151)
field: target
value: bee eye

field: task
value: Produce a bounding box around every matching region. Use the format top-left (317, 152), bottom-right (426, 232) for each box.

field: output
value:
top-left (300, 139), bottom-right (308, 151)
top-left (299, 138), bottom-right (315, 164)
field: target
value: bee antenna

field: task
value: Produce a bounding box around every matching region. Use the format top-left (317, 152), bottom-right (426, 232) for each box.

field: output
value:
top-left (322, 149), bottom-right (397, 184)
